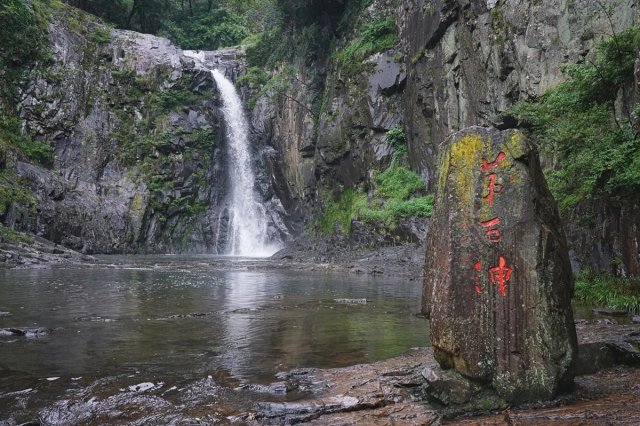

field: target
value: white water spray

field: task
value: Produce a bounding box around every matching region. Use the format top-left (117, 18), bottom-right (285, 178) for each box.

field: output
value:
top-left (211, 69), bottom-right (280, 257)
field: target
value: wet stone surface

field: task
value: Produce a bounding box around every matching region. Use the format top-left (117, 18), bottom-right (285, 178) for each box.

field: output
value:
top-left (423, 127), bottom-right (577, 402)
top-left (0, 323), bottom-right (638, 424)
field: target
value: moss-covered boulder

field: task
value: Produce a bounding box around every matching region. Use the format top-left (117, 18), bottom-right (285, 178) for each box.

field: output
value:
top-left (422, 126), bottom-right (577, 402)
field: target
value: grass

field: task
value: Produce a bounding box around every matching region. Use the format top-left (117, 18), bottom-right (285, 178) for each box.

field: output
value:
top-left (574, 272), bottom-right (640, 314)
top-left (0, 224), bottom-right (33, 245)
top-left (319, 161), bottom-right (433, 236)
top-left (334, 16), bottom-right (399, 77)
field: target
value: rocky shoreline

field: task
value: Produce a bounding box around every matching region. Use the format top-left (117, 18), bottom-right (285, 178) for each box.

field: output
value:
top-left (2, 322), bottom-right (637, 425)
top-left (0, 230), bottom-right (426, 279)
top-left (241, 322), bottom-right (640, 425)
top-left (0, 235), bottom-right (95, 269)
top-left (1, 235), bottom-right (640, 424)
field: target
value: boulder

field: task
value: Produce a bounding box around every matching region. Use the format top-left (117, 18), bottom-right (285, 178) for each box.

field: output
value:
top-left (423, 126), bottom-right (577, 402)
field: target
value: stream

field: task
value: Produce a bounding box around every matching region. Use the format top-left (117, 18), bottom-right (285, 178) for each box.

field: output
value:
top-left (0, 256), bottom-right (427, 423)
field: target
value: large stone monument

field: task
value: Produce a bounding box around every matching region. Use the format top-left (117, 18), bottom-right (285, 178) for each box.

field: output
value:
top-left (423, 127), bottom-right (578, 402)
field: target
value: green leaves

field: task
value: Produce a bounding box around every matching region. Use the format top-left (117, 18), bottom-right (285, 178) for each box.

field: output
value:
top-left (334, 16), bottom-right (399, 77)
top-left (575, 272), bottom-right (640, 314)
top-left (0, 116), bottom-right (53, 167)
top-left (160, 8), bottom-right (249, 50)
top-left (503, 27), bottom-right (640, 212)
top-left (318, 164), bottom-right (432, 236)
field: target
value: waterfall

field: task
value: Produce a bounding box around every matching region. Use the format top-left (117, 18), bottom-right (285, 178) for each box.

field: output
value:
top-left (211, 69), bottom-right (281, 257)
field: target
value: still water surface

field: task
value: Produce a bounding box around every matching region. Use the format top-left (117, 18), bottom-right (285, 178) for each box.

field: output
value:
top-left (0, 255), bottom-right (427, 419)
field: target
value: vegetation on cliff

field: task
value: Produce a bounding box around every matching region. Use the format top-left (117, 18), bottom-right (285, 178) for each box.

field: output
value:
top-left (504, 26), bottom-right (640, 213)
top-left (319, 129), bottom-right (433, 236)
top-left (505, 26), bottom-right (640, 309)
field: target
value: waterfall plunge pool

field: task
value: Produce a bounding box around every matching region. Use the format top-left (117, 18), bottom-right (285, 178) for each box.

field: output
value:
top-left (0, 256), bottom-right (427, 422)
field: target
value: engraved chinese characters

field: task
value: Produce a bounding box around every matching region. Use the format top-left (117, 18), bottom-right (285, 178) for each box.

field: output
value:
top-left (423, 127), bottom-right (577, 403)
top-left (474, 152), bottom-right (513, 297)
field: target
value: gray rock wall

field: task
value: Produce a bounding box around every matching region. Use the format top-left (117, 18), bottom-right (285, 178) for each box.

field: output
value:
top-left (397, 0), bottom-right (640, 274)
top-left (3, 5), bottom-right (288, 254)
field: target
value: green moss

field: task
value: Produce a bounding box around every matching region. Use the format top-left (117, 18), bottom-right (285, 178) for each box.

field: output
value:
top-left (0, 224), bottom-right (34, 245)
top-left (0, 115), bottom-right (53, 167)
top-left (0, 168), bottom-right (37, 217)
top-left (574, 272), bottom-right (640, 314)
top-left (89, 26), bottom-right (111, 44)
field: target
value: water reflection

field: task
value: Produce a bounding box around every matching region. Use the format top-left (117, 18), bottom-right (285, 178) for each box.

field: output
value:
top-left (0, 261), bottom-right (427, 396)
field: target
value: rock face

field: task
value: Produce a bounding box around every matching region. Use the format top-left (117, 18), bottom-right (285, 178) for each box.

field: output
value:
top-left (2, 5), bottom-right (288, 254)
top-left (423, 126), bottom-right (578, 402)
top-left (396, 0), bottom-right (640, 275)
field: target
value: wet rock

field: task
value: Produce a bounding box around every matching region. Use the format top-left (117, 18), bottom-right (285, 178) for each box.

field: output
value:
top-left (236, 381), bottom-right (289, 395)
top-left (593, 308), bottom-right (629, 316)
top-left (0, 327), bottom-right (51, 338)
top-left (633, 316), bottom-right (640, 324)
top-left (575, 323), bottom-right (640, 375)
top-left (421, 366), bottom-right (479, 405)
top-left (126, 382), bottom-right (162, 393)
top-left (423, 127), bottom-right (577, 402)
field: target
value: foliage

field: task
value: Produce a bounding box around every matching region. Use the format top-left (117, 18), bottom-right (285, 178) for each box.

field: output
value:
top-left (89, 25), bottom-right (111, 44)
top-left (0, 224), bottom-right (34, 245)
top-left (0, 167), bottom-right (37, 218)
top-left (246, 23), bottom-right (325, 69)
top-left (385, 127), bottom-right (406, 156)
top-left (374, 165), bottom-right (424, 200)
top-left (236, 66), bottom-right (268, 90)
top-left (574, 272), bottom-right (640, 314)
top-left (337, 0), bottom-right (373, 35)
top-left (159, 8), bottom-right (249, 50)
top-left (0, 116), bottom-right (53, 167)
top-left (319, 189), bottom-right (363, 235)
top-left (319, 162), bottom-right (432, 236)
top-left (149, 87), bottom-right (200, 113)
top-left (334, 16), bottom-right (399, 77)
top-left (0, 0), bottom-right (53, 105)
top-left (65, 0), bottom-right (277, 50)
top-left (503, 27), bottom-right (640, 212)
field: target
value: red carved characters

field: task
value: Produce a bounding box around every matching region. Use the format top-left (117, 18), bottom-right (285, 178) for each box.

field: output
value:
top-left (483, 174), bottom-right (504, 206)
top-left (481, 152), bottom-right (506, 171)
top-left (481, 217), bottom-right (501, 243)
top-left (471, 151), bottom-right (513, 297)
top-left (489, 256), bottom-right (512, 297)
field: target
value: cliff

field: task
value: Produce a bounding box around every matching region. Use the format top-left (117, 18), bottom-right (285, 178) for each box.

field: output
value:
top-left (1, 3), bottom-right (287, 255)
top-left (251, 0), bottom-right (640, 275)
top-left (1, 0), bottom-right (638, 275)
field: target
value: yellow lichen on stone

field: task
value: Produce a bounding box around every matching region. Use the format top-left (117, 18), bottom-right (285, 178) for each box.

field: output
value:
top-left (130, 192), bottom-right (144, 212)
top-left (436, 150), bottom-right (451, 202)
top-left (449, 134), bottom-right (483, 206)
top-left (504, 130), bottom-right (526, 160)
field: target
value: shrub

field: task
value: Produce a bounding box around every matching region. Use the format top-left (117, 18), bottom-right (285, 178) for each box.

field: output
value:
top-left (334, 16), bottom-right (399, 77)
top-left (503, 27), bottom-right (640, 212)
top-left (0, 116), bottom-right (53, 167)
top-left (319, 164), bottom-right (432, 236)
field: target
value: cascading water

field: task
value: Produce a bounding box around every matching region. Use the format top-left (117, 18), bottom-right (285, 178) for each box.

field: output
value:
top-left (210, 69), bottom-right (281, 257)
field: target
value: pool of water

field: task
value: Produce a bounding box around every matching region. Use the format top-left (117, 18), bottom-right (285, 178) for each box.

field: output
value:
top-left (0, 256), bottom-right (427, 422)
